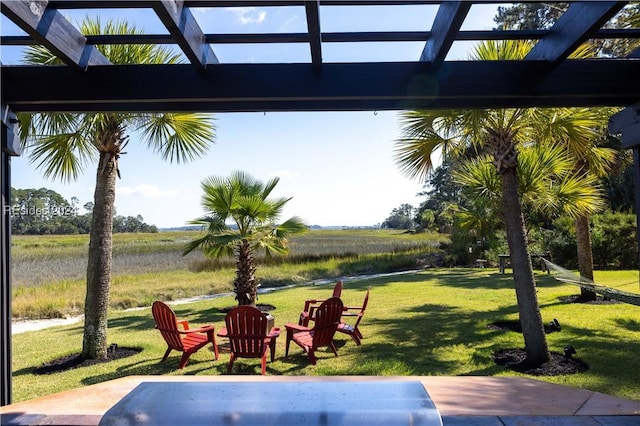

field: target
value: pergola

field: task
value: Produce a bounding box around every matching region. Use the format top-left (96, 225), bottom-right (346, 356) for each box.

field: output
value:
top-left (1, 0), bottom-right (640, 406)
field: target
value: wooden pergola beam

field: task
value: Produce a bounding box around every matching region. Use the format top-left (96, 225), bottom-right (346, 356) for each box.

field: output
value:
top-left (420, 1), bottom-right (471, 65)
top-left (0, 0), bottom-right (109, 70)
top-left (305, 0), bottom-right (323, 68)
top-left (152, 0), bottom-right (218, 69)
top-left (525, 1), bottom-right (626, 65)
top-left (3, 60), bottom-right (639, 113)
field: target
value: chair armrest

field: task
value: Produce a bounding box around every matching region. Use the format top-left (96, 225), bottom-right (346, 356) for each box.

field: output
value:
top-left (285, 323), bottom-right (310, 332)
top-left (303, 299), bottom-right (325, 312)
top-left (342, 305), bottom-right (363, 311)
top-left (181, 324), bottom-right (214, 334)
top-left (176, 319), bottom-right (190, 330)
top-left (268, 327), bottom-right (281, 338)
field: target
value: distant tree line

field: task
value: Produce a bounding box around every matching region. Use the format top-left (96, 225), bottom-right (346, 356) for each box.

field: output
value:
top-left (382, 156), bottom-right (637, 269)
top-left (9, 187), bottom-right (158, 235)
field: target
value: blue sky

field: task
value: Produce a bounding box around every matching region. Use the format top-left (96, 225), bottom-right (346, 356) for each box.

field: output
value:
top-left (1, 4), bottom-right (501, 228)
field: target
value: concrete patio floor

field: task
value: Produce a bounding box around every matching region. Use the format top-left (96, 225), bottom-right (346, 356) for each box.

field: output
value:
top-left (1, 375), bottom-right (639, 425)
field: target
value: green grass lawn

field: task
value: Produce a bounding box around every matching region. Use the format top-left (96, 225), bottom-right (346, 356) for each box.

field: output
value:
top-left (11, 268), bottom-right (640, 403)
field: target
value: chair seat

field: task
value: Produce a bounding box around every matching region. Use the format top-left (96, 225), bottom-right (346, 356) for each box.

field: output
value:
top-left (182, 333), bottom-right (212, 351)
top-left (290, 330), bottom-right (313, 350)
top-left (337, 323), bottom-right (355, 333)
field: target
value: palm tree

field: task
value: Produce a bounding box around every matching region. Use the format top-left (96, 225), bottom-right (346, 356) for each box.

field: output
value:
top-left (18, 18), bottom-right (216, 359)
top-left (395, 39), bottom-right (604, 366)
top-left (183, 171), bottom-right (307, 306)
top-left (569, 130), bottom-right (616, 300)
top-left (453, 145), bottom-right (605, 248)
top-left (494, 4), bottom-right (635, 299)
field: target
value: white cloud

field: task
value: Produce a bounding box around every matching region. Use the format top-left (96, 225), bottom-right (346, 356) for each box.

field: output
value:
top-left (118, 184), bottom-right (179, 199)
top-left (226, 7), bottom-right (267, 25)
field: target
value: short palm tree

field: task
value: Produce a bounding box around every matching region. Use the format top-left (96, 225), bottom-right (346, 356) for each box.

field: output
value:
top-left (183, 171), bottom-right (307, 305)
top-left (453, 145), bottom-right (605, 244)
top-left (18, 18), bottom-right (216, 359)
top-left (395, 39), bottom-right (604, 366)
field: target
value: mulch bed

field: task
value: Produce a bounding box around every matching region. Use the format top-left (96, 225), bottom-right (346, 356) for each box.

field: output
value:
top-left (488, 319), bottom-right (588, 376)
top-left (493, 348), bottom-right (588, 376)
top-left (560, 295), bottom-right (622, 305)
top-left (33, 346), bottom-right (141, 375)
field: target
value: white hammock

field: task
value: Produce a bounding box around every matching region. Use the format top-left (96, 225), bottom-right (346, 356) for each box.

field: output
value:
top-left (542, 258), bottom-right (640, 307)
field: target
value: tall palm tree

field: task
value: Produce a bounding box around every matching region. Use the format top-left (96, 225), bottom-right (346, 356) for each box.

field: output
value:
top-left (18, 18), bottom-right (216, 359)
top-left (395, 39), bottom-right (603, 366)
top-left (183, 171), bottom-right (307, 306)
top-left (494, 4), bottom-right (635, 298)
top-left (568, 127), bottom-right (616, 300)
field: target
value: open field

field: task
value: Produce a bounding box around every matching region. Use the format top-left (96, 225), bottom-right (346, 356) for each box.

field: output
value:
top-left (11, 229), bottom-right (445, 319)
top-left (10, 269), bottom-right (640, 403)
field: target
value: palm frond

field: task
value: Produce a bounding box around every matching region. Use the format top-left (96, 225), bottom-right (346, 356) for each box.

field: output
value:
top-left (23, 114), bottom-right (99, 182)
top-left (29, 134), bottom-right (88, 182)
top-left (82, 17), bottom-right (183, 65)
top-left (138, 113), bottom-right (215, 163)
top-left (274, 216), bottom-right (309, 237)
top-left (552, 173), bottom-right (605, 218)
top-left (452, 156), bottom-right (501, 199)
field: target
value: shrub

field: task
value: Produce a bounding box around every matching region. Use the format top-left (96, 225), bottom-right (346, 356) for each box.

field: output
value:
top-left (539, 211), bottom-right (637, 270)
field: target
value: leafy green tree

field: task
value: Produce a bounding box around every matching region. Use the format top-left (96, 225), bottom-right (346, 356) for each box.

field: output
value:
top-left (542, 210), bottom-right (638, 270)
top-left (591, 211), bottom-right (638, 269)
top-left (18, 18), bottom-right (216, 359)
top-left (10, 187), bottom-right (72, 234)
top-left (112, 214), bottom-right (157, 233)
top-left (395, 39), bottom-right (605, 366)
top-left (381, 203), bottom-right (416, 230)
top-left (415, 160), bottom-right (465, 233)
top-left (493, 2), bottom-right (566, 30)
top-left (184, 171), bottom-right (307, 306)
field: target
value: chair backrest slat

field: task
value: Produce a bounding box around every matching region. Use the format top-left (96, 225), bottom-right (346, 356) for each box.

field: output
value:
top-left (332, 281), bottom-right (343, 298)
top-left (225, 306), bottom-right (269, 357)
top-left (152, 301), bottom-right (184, 351)
top-left (311, 297), bottom-right (343, 349)
top-left (353, 288), bottom-right (370, 328)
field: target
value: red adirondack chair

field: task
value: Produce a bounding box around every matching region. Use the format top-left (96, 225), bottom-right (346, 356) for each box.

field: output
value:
top-left (298, 280), bottom-right (343, 326)
top-left (337, 287), bottom-right (370, 345)
top-left (224, 305), bottom-right (281, 375)
top-left (151, 301), bottom-right (219, 369)
top-left (285, 297), bottom-right (344, 365)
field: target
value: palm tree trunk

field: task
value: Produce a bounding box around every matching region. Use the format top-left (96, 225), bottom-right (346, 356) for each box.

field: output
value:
top-left (82, 151), bottom-right (117, 359)
top-left (235, 240), bottom-right (257, 306)
top-left (576, 214), bottom-right (597, 301)
top-left (501, 169), bottom-right (550, 365)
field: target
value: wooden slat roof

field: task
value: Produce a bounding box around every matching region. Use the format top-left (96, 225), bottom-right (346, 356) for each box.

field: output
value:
top-left (1, 0), bottom-right (639, 113)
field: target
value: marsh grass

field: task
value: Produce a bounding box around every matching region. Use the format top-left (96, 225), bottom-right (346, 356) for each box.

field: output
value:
top-left (10, 269), bottom-right (640, 403)
top-left (12, 229), bottom-right (445, 319)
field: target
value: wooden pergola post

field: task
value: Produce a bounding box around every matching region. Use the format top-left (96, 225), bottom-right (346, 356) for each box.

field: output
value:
top-left (1, 105), bottom-right (20, 406)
